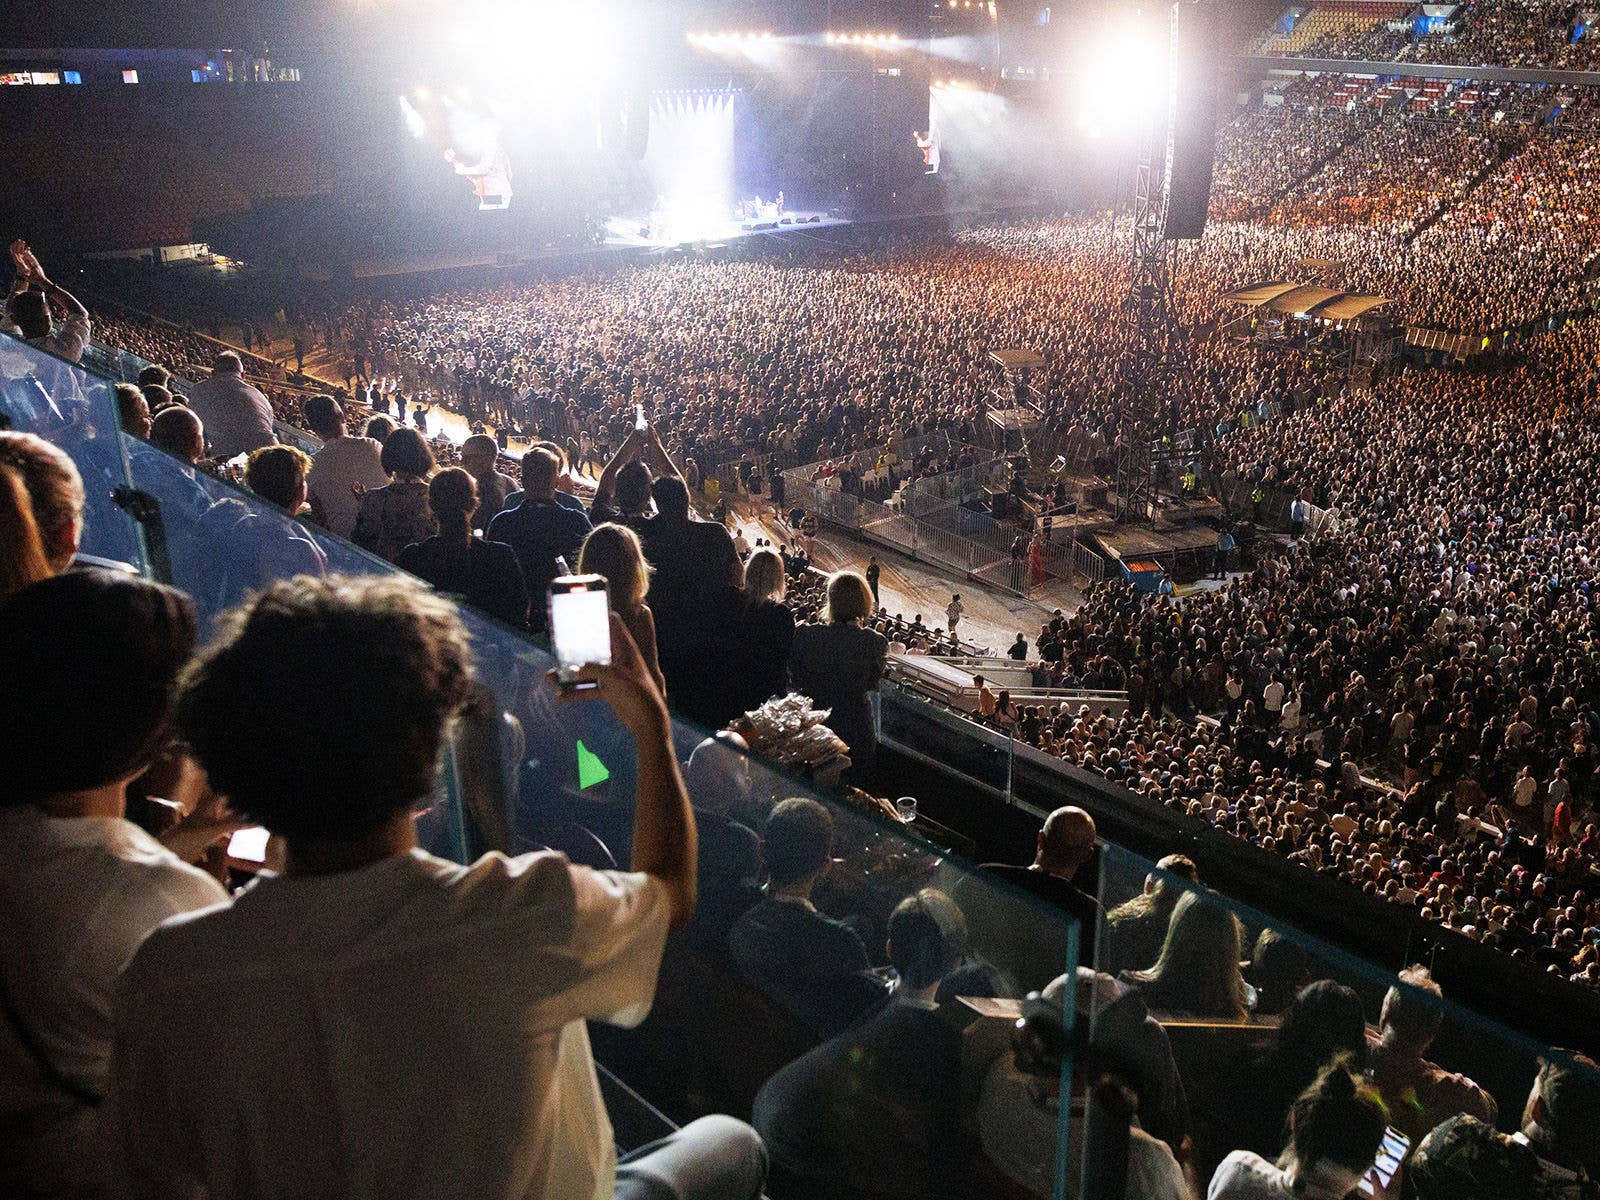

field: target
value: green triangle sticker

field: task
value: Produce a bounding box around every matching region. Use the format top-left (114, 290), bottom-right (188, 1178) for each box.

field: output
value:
top-left (576, 740), bottom-right (610, 790)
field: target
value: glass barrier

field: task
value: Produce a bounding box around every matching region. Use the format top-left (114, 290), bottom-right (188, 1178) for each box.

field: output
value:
top-left (94, 389), bottom-right (1094, 1198)
top-left (0, 331), bottom-right (146, 572)
top-left (1084, 840), bottom-right (1600, 1200)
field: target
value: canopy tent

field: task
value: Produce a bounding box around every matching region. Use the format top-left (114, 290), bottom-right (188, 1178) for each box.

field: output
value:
top-left (1222, 278), bottom-right (1392, 322)
top-left (989, 348), bottom-right (1047, 371)
top-left (1315, 294), bottom-right (1392, 322)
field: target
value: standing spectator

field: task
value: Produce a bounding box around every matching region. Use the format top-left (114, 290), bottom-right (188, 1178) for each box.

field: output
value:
top-left (303, 394), bottom-right (388, 540)
top-left (459, 434), bottom-right (514, 533)
top-left (487, 446), bottom-right (592, 632)
top-left (398, 468), bottom-right (529, 628)
top-left (185, 352), bottom-right (277, 461)
top-left (788, 572), bottom-right (887, 779)
top-left (1009, 632), bottom-right (1028, 661)
top-left (352, 427), bottom-right (437, 563)
top-left (0, 572), bottom-right (230, 1199)
top-left (865, 555), bottom-right (880, 604)
top-left (5, 240), bottom-right (90, 364)
top-left (945, 593), bottom-right (964, 633)
top-left (733, 546), bottom-right (795, 714)
top-left (116, 575), bottom-right (764, 1200)
top-left (580, 522), bottom-right (666, 695)
top-left (1213, 526), bottom-right (1236, 580)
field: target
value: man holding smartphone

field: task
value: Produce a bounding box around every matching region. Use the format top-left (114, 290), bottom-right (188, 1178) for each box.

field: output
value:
top-left (113, 574), bottom-right (765, 1200)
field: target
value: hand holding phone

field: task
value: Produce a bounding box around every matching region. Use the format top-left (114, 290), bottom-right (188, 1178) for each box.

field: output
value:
top-left (549, 575), bottom-right (611, 691)
top-left (546, 601), bottom-right (668, 740)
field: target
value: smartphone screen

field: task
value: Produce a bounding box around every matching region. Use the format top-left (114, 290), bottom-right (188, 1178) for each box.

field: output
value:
top-left (227, 826), bottom-right (270, 864)
top-left (1357, 1126), bottom-right (1410, 1198)
top-left (549, 576), bottom-right (610, 686)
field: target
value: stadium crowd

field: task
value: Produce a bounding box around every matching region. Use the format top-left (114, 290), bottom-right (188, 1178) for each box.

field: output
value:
top-left (9, 42), bottom-right (1600, 1199)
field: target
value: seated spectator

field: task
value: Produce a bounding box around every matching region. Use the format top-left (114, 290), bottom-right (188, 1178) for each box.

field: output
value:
top-left (681, 732), bottom-right (763, 945)
top-left (753, 889), bottom-right (974, 1199)
top-left (729, 797), bottom-right (885, 1039)
top-left (115, 383), bottom-right (152, 441)
top-left (788, 571), bottom-right (887, 780)
top-left (1009, 632), bottom-right (1029, 661)
top-left (352, 426), bottom-right (437, 563)
top-left (580, 521), bottom-right (665, 695)
top-left (142, 406), bottom-right (214, 530)
top-left (0, 431), bottom-right (82, 597)
top-left (194, 447), bottom-right (327, 608)
top-left (487, 445), bottom-right (592, 632)
top-left (1235, 980), bottom-right (1368, 1159)
top-left (185, 351), bottom-right (277, 461)
top-left (982, 805), bottom-right (1104, 960)
top-left (0, 571), bottom-right (229, 1198)
top-left (1510, 1052), bottom-right (1600, 1183)
top-left (397, 467), bottom-right (529, 628)
top-left (1208, 1057), bottom-right (1386, 1200)
top-left (733, 546), bottom-right (794, 714)
top-left (1120, 890), bottom-right (1249, 1021)
top-left (1242, 928), bottom-right (1309, 1018)
top-left (149, 405), bottom-right (205, 466)
top-left (1365, 965), bottom-right (1496, 1145)
top-left (363, 414), bottom-right (397, 444)
top-left (303, 393), bottom-right (388, 539)
top-left (975, 968), bottom-right (1193, 1199)
top-left (1105, 854), bottom-right (1199, 975)
top-left (459, 434), bottom-right (514, 532)
top-left (115, 574), bottom-right (765, 1200)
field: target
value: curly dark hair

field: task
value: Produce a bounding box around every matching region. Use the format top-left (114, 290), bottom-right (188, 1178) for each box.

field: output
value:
top-left (177, 573), bottom-right (474, 841)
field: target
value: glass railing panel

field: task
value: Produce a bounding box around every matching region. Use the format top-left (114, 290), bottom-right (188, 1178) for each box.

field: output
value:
top-left (116, 438), bottom-right (1086, 1198)
top-left (1086, 840), bottom-right (1600, 1200)
top-left (0, 330), bottom-right (145, 572)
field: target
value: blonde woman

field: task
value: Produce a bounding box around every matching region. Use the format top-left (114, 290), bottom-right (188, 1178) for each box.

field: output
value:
top-left (788, 570), bottom-right (887, 778)
top-left (0, 432), bottom-right (83, 598)
top-left (579, 521), bottom-right (666, 696)
top-left (734, 547), bottom-right (794, 712)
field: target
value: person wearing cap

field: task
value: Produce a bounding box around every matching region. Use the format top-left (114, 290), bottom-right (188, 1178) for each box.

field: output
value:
top-left (303, 393), bottom-right (388, 539)
top-left (1409, 1115), bottom-right (1542, 1200)
top-left (1509, 1052), bottom-right (1600, 1192)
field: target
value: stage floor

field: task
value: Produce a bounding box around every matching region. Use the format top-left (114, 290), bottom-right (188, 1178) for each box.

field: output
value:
top-left (602, 211), bottom-right (846, 249)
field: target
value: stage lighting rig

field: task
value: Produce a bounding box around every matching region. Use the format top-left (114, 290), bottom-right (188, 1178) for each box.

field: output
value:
top-left (824, 32), bottom-right (905, 48)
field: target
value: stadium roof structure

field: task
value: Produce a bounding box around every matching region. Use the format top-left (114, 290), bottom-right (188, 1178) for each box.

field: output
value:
top-left (1222, 279), bottom-right (1392, 321)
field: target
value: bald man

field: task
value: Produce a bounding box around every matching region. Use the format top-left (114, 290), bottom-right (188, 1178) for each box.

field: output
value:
top-left (981, 805), bottom-right (1103, 960)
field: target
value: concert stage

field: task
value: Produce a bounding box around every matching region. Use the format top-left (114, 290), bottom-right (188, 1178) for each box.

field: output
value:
top-left (602, 208), bottom-right (844, 249)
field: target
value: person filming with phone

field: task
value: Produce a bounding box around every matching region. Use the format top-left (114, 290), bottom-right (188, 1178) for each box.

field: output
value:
top-left (113, 573), bottom-right (766, 1200)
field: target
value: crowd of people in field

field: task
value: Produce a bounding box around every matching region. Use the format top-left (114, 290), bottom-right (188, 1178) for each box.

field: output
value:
top-left (9, 40), bottom-right (1600, 1200)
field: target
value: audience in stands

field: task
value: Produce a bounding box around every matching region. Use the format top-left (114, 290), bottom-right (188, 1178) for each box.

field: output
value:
top-left (302, 393), bottom-right (387, 539)
top-left (729, 797), bottom-right (885, 1039)
top-left (0, 571), bottom-right (229, 1198)
top-left (397, 467), bottom-right (529, 627)
top-left (0, 431), bottom-right (83, 597)
top-left (1207, 1057), bottom-right (1386, 1200)
top-left (185, 351), bottom-right (277, 461)
top-left (787, 571), bottom-right (887, 779)
top-left (351, 426), bottom-right (436, 562)
top-left (580, 521), bottom-right (666, 694)
top-left (115, 573), bottom-right (765, 1200)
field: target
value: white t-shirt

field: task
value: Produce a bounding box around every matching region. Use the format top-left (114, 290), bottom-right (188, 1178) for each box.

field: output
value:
top-left (1208, 1150), bottom-right (1357, 1200)
top-left (0, 807), bottom-right (228, 1196)
top-left (307, 436), bottom-right (390, 538)
top-left (114, 847), bottom-right (670, 1200)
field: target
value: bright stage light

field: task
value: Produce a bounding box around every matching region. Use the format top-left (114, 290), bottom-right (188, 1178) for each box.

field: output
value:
top-left (1072, 20), bottom-right (1167, 140)
top-left (824, 32), bottom-right (904, 48)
